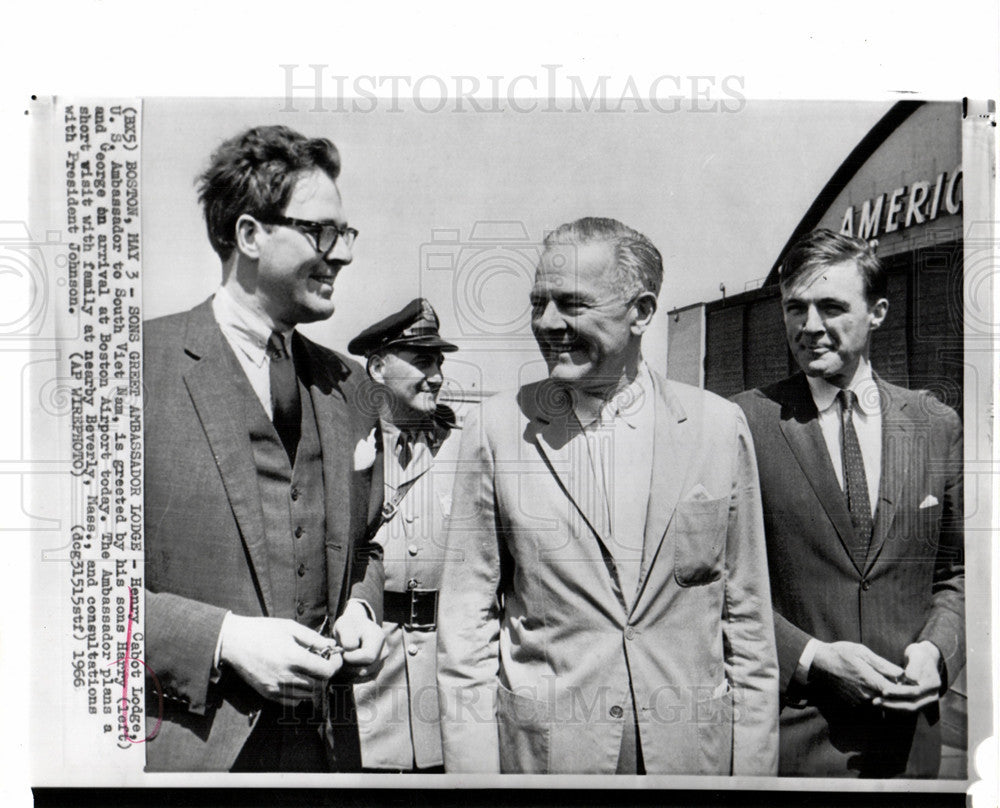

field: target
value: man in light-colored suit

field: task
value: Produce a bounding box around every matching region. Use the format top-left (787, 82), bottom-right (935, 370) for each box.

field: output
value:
top-left (337, 299), bottom-right (461, 771)
top-left (144, 126), bottom-right (384, 771)
top-left (437, 217), bottom-right (779, 774)
top-left (733, 229), bottom-right (964, 777)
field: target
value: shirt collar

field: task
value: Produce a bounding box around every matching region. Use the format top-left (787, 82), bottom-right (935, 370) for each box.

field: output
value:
top-left (380, 416), bottom-right (437, 449)
top-left (572, 360), bottom-right (653, 430)
top-left (805, 356), bottom-right (879, 415)
top-left (212, 285), bottom-right (295, 367)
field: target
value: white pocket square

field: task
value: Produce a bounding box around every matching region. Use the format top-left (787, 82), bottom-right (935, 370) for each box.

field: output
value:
top-left (919, 495), bottom-right (939, 509)
top-left (685, 484), bottom-right (712, 501)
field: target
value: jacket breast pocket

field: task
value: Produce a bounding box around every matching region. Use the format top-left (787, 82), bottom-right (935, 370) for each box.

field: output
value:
top-left (673, 496), bottom-right (728, 587)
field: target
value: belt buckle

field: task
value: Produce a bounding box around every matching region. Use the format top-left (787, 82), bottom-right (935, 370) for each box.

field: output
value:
top-left (406, 588), bottom-right (438, 631)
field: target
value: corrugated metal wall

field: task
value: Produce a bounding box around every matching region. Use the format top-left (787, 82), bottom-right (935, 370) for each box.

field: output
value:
top-left (702, 240), bottom-right (964, 413)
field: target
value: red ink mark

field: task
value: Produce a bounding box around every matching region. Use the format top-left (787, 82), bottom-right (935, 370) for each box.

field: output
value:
top-left (105, 586), bottom-right (163, 743)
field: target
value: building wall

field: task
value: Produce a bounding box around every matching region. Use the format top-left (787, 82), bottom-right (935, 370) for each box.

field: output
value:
top-left (693, 102), bottom-right (964, 411)
top-left (821, 103), bottom-right (963, 257)
top-left (665, 305), bottom-right (704, 388)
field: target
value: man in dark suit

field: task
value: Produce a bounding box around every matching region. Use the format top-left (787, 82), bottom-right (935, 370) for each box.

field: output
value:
top-left (734, 229), bottom-right (964, 777)
top-left (143, 125), bottom-right (385, 771)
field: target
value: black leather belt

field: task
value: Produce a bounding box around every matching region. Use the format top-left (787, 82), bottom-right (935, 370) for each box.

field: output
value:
top-left (383, 588), bottom-right (438, 631)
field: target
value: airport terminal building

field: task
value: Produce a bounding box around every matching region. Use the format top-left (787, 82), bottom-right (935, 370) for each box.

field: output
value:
top-left (666, 101), bottom-right (964, 417)
top-left (665, 100), bottom-right (968, 776)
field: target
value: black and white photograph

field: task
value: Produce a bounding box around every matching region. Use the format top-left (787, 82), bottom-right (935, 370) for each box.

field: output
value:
top-left (2, 3), bottom-right (997, 806)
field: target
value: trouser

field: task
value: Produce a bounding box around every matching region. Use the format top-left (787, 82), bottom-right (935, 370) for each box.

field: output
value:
top-left (231, 700), bottom-right (328, 772)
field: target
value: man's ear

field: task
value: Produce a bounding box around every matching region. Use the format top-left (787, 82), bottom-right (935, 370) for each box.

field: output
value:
top-left (630, 291), bottom-right (658, 336)
top-left (367, 353), bottom-right (386, 384)
top-left (235, 214), bottom-right (265, 259)
top-left (869, 297), bottom-right (889, 331)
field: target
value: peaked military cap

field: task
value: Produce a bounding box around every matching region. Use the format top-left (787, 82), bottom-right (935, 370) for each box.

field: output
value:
top-left (348, 298), bottom-right (458, 356)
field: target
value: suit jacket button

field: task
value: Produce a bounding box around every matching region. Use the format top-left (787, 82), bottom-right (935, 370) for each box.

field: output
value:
top-left (407, 578), bottom-right (419, 590)
top-left (297, 563), bottom-right (307, 577)
top-left (407, 645), bottom-right (419, 656)
top-left (296, 601), bottom-right (305, 615)
top-left (294, 526), bottom-right (304, 538)
top-left (609, 705), bottom-right (624, 719)
top-left (407, 545), bottom-right (419, 556)
top-left (291, 487), bottom-right (300, 501)
top-left (861, 579), bottom-right (871, 591)
top-left (625, 627), bottom-right (636, 640)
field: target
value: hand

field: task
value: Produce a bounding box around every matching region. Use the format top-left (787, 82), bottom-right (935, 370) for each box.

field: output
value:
top-left (809, 640), bottom-right (905, 707)
top-left (873, 641), bottom-right (942, 712)
top-left (219, 615), bottom-right (343, 705)
top-left (332, 600), bottom-right (385, 676)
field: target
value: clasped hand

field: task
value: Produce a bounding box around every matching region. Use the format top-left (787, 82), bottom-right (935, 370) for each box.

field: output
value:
top-left (811, 640), bottom-right (941, 712)
top-left (219, 601), bottom-right (385, 705)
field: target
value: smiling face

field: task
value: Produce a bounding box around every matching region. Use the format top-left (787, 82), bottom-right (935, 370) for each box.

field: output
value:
top-left (372, 348), bottom-right (445, 425)
top-left (781, 258), bottom-right (888, 388)
top-left (530, 241), bottom-right (647, 394)
top-left (244, 168), bottom-right (354, 330)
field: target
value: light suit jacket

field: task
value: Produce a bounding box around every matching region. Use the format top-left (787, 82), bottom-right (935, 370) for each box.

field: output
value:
top-left (437, 370), bottom-right (779, 774)
top-left (143, 299), bottom-right (384, 771)
top-left (734, 373), bottom-right (964, 777)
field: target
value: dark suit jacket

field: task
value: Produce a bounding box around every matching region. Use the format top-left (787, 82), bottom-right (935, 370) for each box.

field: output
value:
top-left (734, 372), bottom-right (964, 777)
top-left (143, 299), bottom-right (384, 771)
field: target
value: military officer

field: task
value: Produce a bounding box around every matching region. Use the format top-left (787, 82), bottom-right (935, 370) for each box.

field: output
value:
top-left (344, 298), bottom-right (461, 771)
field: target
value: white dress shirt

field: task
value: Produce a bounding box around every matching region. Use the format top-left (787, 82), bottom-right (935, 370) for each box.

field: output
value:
top-left (212, 285), bottom-right (295, 418)
top-left (571, 361), bottom-right (656, 608)
top-left (796, 357), bottom-right (883, 682)
top-left (805, 357), bottom-right (882, 517)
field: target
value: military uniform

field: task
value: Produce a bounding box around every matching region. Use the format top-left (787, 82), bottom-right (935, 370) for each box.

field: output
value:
top-left (343, 298), bottom-right (460, 770)
top-left (353, 412), bottom-right (460, 768)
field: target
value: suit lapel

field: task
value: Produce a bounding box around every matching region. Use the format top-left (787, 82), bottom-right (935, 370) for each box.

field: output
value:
top-left (532, 412), bottom-right (631, 608)
top-left (635, 375), bottom-right (694, 601)
top-left (864, 378), bottom-right (909, 574)
top-left (294, 334), bottom-right (353, 555)
top-left (532, 412), bottom-right (610, 546)
top-left (181, 301), bottom-right (275, 613)
top-left (366, 428), bottom-right (385, 532)
top-left (777, 374), bottom-right (863, 575)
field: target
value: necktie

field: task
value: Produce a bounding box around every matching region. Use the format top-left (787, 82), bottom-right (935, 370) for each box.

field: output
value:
top-left (267, 331), bottom-right (301, 463)
top-left (838, 389), bottom-right (872, 563)
top-left (396, 432), bottom-right (414, 470)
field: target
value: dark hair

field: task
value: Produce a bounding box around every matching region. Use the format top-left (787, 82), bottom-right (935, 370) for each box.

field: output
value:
top-left (543, 217), bottom-right (663, 298)
top-left (779, 228), bottom-right (887, 301)
top-left (197, 125), bottom-right (342, 260)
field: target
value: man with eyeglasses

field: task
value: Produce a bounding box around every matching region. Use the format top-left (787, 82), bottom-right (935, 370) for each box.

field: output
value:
top-left (143, 125), bottom-right (385, 771)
